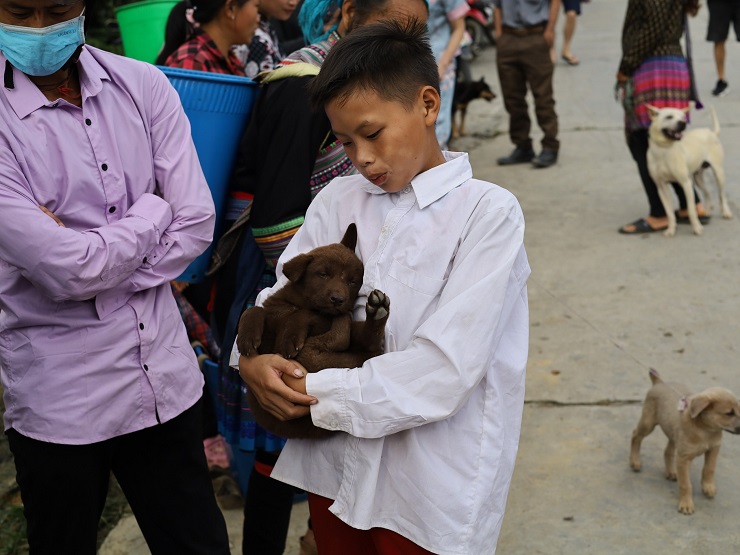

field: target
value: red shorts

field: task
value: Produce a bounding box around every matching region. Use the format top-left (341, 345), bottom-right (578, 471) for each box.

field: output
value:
top-left (308, 494), bottom-right (435, 555)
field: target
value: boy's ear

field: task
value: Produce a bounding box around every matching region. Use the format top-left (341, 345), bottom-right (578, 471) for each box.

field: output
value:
top-left (421, 86), bottom-right (441, 126)
top-left (283, 253), bottom-right (313, 283)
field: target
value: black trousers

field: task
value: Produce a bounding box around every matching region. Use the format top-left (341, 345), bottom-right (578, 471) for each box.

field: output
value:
top-left (7, 400), bottom-right (230, 555)
top-left (627, 128), bottom-right (699, 218)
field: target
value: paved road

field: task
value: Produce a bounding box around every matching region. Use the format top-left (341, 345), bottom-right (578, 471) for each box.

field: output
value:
top-left (103, 1), bottom-right (740, 553)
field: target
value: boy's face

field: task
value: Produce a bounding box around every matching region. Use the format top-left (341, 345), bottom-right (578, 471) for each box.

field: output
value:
top-left (327, 87), bottom-right (444, 194)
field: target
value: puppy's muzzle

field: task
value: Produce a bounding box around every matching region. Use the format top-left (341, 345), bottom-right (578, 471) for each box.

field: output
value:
top-left (724, 426), bottom-right (740, 435)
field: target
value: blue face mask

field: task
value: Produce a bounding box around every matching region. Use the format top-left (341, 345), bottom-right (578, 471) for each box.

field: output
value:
top-left (0, 13), bottom-right (85, 77)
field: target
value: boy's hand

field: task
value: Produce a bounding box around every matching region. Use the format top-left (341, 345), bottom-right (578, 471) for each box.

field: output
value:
top-left (238, 354), bottom-right (316, 421)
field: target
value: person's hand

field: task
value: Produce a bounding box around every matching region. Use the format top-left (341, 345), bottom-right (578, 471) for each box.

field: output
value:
top-left (437, 57), bottom-right (450, 80)
top-left (40, 206), bottom-right (65, 227)
top-left (238, 354), bottom-right (315, 421)
top-left (543, 28), bottom-right (555, 48)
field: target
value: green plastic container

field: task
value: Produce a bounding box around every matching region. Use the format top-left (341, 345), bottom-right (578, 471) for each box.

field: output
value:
top-left (115, 0), bottom-right (178, 63)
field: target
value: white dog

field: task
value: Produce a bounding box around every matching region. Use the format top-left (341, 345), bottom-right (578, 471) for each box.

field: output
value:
top-left (646, 105), bottom-right (732, 237)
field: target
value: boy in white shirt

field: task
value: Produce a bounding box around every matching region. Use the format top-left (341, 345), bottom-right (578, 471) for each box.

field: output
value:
top-left (235, 18), bottom-right (530, 555)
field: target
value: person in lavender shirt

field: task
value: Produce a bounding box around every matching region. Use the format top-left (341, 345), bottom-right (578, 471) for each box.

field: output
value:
top-left (0, 0), bottom-right (230, 553)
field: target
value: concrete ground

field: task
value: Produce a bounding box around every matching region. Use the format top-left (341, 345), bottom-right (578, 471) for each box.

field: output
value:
top-left (101, 1), bottom-right (740, 553)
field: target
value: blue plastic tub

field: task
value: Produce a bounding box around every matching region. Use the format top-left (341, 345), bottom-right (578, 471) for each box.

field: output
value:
top-left (158, 66), bottom-right (258, 282)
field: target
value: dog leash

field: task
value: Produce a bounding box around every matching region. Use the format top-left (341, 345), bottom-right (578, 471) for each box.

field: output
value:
top-left (684, 13), bottom-right (703, 110)
top-left (650, 367), bottom-right (690, 412)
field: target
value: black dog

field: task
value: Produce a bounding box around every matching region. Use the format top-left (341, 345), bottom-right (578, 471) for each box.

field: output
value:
top-left (452, 76), bottom-right (496, 139)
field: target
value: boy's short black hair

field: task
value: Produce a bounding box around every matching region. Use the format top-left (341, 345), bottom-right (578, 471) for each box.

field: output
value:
top-left (308, 18), bottom-right (440, 111)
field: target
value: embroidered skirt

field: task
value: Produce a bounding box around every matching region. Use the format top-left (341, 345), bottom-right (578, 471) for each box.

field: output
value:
top-left (625, 56), bottom-right (691, 132)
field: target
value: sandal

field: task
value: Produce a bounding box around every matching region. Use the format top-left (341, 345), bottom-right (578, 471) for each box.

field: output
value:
top-left (675, 211), bottom-right (710, 225)
top-left (618, 218), bottom-right (667, 235)
top-left (561, 53), bottom-right (579, 66)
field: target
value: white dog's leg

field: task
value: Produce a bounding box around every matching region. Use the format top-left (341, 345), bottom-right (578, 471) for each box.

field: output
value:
top-left (680, 178), bottom-right (704, 235)
top-left (656, 181), bottom-right (678, 237)
top-left (710, 162), bottom-right (733, 220)
top-left (693, 170), bottom-right (712, 214)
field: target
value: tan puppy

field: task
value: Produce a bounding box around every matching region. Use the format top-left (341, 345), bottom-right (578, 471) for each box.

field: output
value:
top-left (646, 105), bottom-right (732, 237)
top-left (630, 369), bottom-right (740, 514)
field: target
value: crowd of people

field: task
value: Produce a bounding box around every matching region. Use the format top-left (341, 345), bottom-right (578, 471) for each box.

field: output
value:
top-left (0, 0), bottom-right (736, 554)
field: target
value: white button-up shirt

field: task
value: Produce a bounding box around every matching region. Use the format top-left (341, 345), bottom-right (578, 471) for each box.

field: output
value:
top-left (232, 152), bottom-right (529, 555)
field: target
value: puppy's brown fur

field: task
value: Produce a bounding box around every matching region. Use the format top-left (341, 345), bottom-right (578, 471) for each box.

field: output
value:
top-left (630, 369), bottom-right (740, 514)
top-left (237, 223), bottom-right (390, 439)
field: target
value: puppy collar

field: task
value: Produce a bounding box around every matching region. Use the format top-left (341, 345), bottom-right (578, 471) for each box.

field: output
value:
top-left (677, 397), bottom-right (689, 412)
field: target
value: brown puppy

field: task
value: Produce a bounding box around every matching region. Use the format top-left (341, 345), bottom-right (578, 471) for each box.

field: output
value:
top-left (630, 369), bottom-right (740, 514)
top-left (237, 223), bottom-right (390, 439)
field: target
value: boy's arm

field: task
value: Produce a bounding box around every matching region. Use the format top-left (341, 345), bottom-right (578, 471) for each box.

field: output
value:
top-left (306, 196), bottom-right (530, 439)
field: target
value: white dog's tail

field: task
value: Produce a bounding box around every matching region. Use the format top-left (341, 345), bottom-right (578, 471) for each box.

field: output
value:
top-left (709, 105), bottom-right (720, 136)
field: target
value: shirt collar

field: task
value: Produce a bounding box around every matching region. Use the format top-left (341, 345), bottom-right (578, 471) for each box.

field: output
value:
top-left (1, 46), bottom-right (110, 120)
top-left (358, 151), bottom-right (473, 208)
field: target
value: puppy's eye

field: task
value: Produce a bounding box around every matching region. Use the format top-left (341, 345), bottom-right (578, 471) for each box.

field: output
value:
top-left (726, 411), bottom-right (735, 416)
top-left (317, 271), bottom-right (329, 278)
top-left (666, 115), bottom-right (673, 120)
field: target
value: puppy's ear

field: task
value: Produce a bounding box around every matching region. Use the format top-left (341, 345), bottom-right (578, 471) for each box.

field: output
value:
top-left (645, 104), bottom-right (660, 119)
top-left (340, 223), bottom-right (358, 252)
top-left (689, 394), bottom-right (712, 419)
top-left (283, 253), bottom-right (313, 283)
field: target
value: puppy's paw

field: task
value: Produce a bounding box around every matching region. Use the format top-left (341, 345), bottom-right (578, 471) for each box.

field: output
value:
top-left (277, 335), bottom-right (304, 359)
top-left (629, 459), bottom-right (641, 472)
top-left (366, 290), bottom-right (390, 321)
top-left (665, 471), bottom-right (677, 481)
top-left (691, 224), bottom-right (704, 236)
top-left (237, 338), bottom-right (261, 358)
top-left (678, 499), bottom-right (695, 515)
top-left (702, 482), bottom-right (716, 499)
top-left (663, 227), bottom-right (677, 238)
top-left (722, 208), bottom-right (733, 219)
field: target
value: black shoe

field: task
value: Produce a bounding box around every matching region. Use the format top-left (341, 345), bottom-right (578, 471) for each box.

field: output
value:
top-left (532, 148), bottom-right (558, 168)
top-left (712, 79), bottom-right (729, 97)
top-left (497, 147), bottom-right (535, 165)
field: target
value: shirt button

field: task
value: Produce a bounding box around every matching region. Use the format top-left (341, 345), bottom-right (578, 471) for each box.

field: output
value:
top-left (85, 118), bottom-right (91, 126)
top-left (108, 206), bottom-right (116, 213)
top-left (101, 163), bottom-right (108, 171)
top-left (330, 420), bottom-right (338, 429)
top-left (143, 364), bottom-right (149, 371)
top-left (139, 323), bottom-right (145, 330)
top-left (143, 256), bottom-right (148, 264)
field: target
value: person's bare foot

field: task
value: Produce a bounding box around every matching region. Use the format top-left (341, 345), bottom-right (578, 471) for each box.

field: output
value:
top-left (300, 528), bottom-right (318, 555)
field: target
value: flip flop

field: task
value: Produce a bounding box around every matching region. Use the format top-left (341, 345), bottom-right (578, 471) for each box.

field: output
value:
top-left (618, 218), bottom-right (667, 235)
top-left (561, 53), bottom-right (580, 66)
top-left (674, 211), bottom-right (710, 225)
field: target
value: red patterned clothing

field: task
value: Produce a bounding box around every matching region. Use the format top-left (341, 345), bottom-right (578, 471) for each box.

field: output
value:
top-left (625, 56), bottom-right (690, 132)
top-left (165, 32), bottom-right (246, 76)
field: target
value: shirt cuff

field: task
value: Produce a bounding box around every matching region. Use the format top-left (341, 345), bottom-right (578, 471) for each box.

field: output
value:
top-left (307, 367), bottom-right (348, 433)
top-left (125, 193), bottom-right (173, 244)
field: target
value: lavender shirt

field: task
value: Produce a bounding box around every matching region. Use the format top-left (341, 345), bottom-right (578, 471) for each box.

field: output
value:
top-left (0, 46), bottom-right (215, 444)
